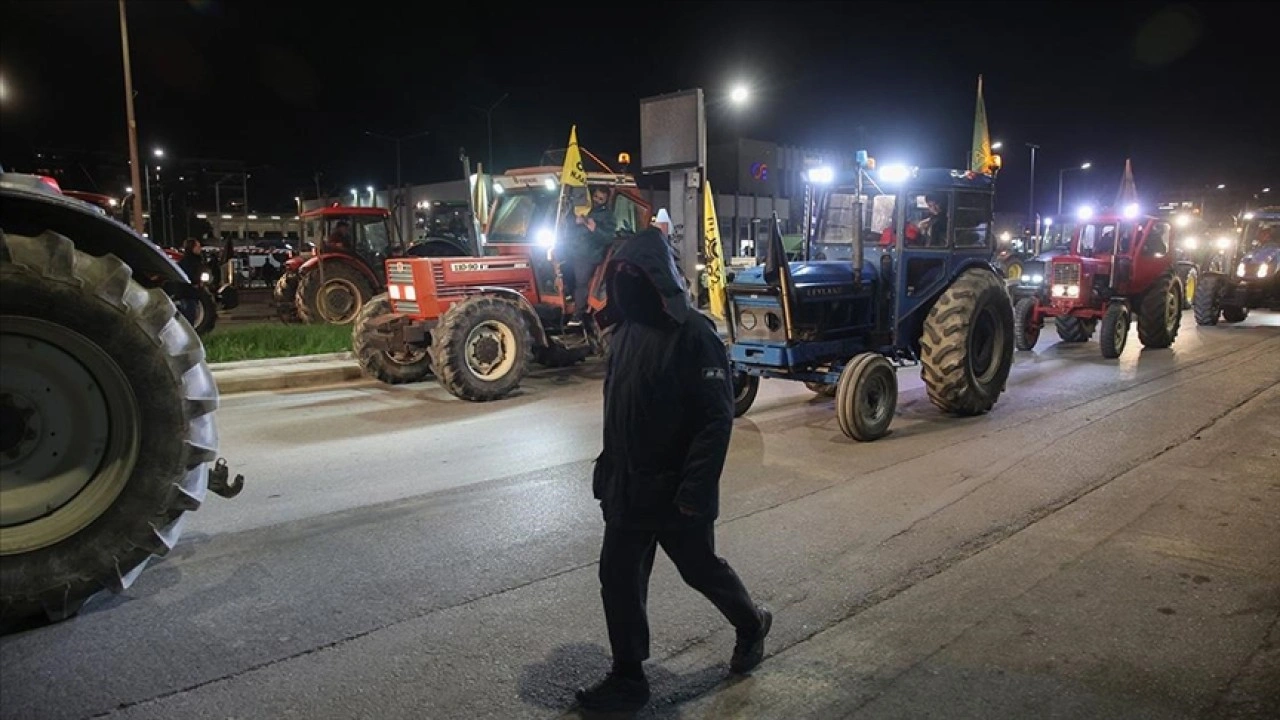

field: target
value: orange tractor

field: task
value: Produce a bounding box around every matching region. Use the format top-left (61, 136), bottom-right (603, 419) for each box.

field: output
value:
top-left (352, 153), bottom-right (656, 400)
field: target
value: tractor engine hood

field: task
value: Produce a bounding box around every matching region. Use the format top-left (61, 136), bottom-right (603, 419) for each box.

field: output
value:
top-left (729, 260), bottom-right (878, 295)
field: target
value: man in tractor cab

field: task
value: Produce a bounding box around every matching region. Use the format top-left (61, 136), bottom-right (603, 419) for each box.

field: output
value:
top-left (565, 185), bottom-right (617, 327)
top-left (325, 220), bottom-right (352, 253)
top-left (920, 193), bottom-right (949, 247)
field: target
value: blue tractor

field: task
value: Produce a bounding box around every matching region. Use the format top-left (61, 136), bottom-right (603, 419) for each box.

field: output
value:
top-left (726, 160), bottom-right (1014, 441)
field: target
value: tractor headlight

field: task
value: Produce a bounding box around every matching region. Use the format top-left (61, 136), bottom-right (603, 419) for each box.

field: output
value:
top-left (1181, 236), bottom-right (1198, 251)
top-left (1020, 273), bottom-right (1043, 286)
top-left (199, 271), bottom-right (212, 283)
top-left (1259, 263), bottom-right (1270, 279)
top-left (1052, 283), bottom-right (1080, 298)
top-left (738, 308), bottom-right (758, 331)
top-left (1215, 237), bottom-right (1232, 251)
top-left (536, 228), bottom-right (556, 248)
top-left (1237, 262), bottom-right (1247, 277)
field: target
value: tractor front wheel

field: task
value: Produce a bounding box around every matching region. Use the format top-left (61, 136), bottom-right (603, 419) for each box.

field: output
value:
top-left (352, 294), bottom-right (433, 384)
top-left (920, 269), bottom-right (1014, 416)
top-left (1055, 315), bottom-right (1094, 343)
top-left (431, 296), bottom-right (533, 402)
top-left (732, 371), bottom-right (759, 418)
top-left (296, 262), bottom-right (376, 325)
top-left (835, 354), bottom-right (897, 441)
top-left (1014, 297), bottom-right (1040, 351)
top-left (1137, 274), bottom-right (1182, 349)
top-left (1100, 303), bottom-right (1130, 359)
top-left (1193, 274), bottom-right (1222, 325)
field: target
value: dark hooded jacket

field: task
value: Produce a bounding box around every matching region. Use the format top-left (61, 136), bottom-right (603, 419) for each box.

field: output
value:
top-left (592, 227), bottom-right (734, 525)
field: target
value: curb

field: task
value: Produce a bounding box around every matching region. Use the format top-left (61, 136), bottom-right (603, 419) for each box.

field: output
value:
top-left (209, 352), bottom-right (364, 395)
top-left (208, 351), bottom-right (354, 372)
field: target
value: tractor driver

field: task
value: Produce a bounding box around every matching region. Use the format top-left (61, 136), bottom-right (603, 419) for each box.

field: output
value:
top-left (920, 193), bottom-right (949, 247)
top-left (566, 185), bottom-right (617, 327)
top-left (325, 220), bottom-right (352, 253)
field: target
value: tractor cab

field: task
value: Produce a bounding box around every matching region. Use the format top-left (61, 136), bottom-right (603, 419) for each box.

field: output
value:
top-left (1049, 210), bottom-right (1176, 305)
top-left (297, 206), bottom-right (402, 272)
top-left (477, 164), bottom-right (651, 312)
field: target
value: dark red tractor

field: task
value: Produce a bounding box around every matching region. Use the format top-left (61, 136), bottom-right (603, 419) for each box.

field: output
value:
top-left (1014, 209), bottom-right (1194, 359)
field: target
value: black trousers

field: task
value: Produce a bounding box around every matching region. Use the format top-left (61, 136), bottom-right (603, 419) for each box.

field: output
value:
top-left (599, 519), bottom-right (761, 664)
top-left (571, 256), bottom-right (600, 321)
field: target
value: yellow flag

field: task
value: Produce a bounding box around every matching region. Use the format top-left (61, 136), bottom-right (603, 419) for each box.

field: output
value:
top-left (703, 180), bottom-right (729, 320)
top-left (970, 75), bottom-right (996, 175)
top-left (560, 125), bottom-right (590, 217)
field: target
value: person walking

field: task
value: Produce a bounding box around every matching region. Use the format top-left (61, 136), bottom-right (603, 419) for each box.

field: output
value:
top-left (575, 227), bottom-right (771, 713)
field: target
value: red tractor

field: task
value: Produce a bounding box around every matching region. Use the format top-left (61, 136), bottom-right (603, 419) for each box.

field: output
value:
top-left (1014, 210), bottom-right (1192, 358)
top-left (352, 158), bottom-right (655, 401)
top-left (274, 205), bottom-right (472, 324)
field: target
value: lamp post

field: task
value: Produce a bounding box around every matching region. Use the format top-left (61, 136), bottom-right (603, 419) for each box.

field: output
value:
top-left (1026, 143), bottom-right (1040, 235)
top-left (1057, 162), bottom-right (1092, 215)
top-left (365, 129), bottom-right (430, 237)
top-left (469, 95), bottom-right (508, 173)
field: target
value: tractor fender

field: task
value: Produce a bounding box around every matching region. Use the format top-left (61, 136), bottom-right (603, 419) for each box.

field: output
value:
top-left (464, 285), bottom-right (550, 348)
top-left (299, 253), bottom-right (382, 287)
top-left (407, 237), bottom-right (473, 258)
top-left (0, 176), bottom-right (187, 289)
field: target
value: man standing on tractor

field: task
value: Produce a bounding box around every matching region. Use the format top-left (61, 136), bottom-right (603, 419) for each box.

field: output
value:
top-left (566, 185), bottom-right (616, 327)
top-left (575, 228), bottom-right (771, 713)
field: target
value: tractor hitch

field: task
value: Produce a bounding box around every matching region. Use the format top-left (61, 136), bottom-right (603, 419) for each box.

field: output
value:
top-left (209, 458), bottom-right (245, 499)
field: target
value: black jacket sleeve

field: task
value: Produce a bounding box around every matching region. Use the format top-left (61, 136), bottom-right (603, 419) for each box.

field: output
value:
top-left (674, 320), bottom-right (734, 517)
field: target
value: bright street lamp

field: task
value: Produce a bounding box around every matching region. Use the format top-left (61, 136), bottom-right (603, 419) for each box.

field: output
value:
top-left (991, 141), bottom-right (1004, 150)
top-left (1217, 184), bottom-right (1226, 190)
top-left (153, 148), bottom-right (164, 158)
top-left (729, 84), bottom-right (749, 105)
top-left (1054, 162), bottom-right (1095, 215)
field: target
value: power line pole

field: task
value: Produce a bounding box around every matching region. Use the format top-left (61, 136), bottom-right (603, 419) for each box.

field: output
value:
top-left (117, 0), bottom-right (144, 233)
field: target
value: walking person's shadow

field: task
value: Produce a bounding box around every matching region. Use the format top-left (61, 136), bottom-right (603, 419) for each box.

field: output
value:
top-left (518, 643), bottom-right (738, 719)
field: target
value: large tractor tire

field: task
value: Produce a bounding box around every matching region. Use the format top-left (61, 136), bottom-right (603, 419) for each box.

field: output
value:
top-left (431, 295), bottom-right (533, 401)
top-left (1193, 274), bottom-right (1222, 326)
top-left (1100, 302), bottom-right (1130, 359)
top-left (191, 287), bottom-right (218, 336)
top-left (1222, 304), bottom-right (1249, 323)
top-left (920, 269), bottom-right (1014, 416)
top-left (1054, 315), bottom-right (1094, 343)
top-left (835, 353), bottom-right (897, 441)
top-left (296, 262), bottom-right (376, 325)
top-left (1137, 274), bottom-right (1182, 349)
top-left (274, 272), bottom-right (302, 324)
top-left (1013, 297), bottom-right (1040, 351)
top-left (352, 294), bottom-right (433, 384)
top-left (732, 371), bottom-right (759, 418)
top-left (0, 231), bottom-right (217, 624)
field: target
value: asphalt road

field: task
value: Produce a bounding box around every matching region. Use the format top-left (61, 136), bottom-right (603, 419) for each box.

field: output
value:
top-left (2, 312), bottom-right (1279, 720)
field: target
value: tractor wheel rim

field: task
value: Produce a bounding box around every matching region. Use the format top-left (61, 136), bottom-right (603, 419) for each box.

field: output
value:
top-left (1185, 275), bottom-right (1196, 305)
top-left (861, 370), bottom-right (892, 424)
top-left (1007, 264), bottom-right (1022, 280)
top-left (0, 317), bottom-right (139, 555)
top-left (734, 373), bottom-right (753, 402)
top-left (387, 348), bottom-right (429, 366)
top-left (465, 320), bottom-right (517, 381)
top-left (1115, 313), bottom-right (1128, 349)
top-left (968, 305), bottom-right (1002, 383)
top-left (191, 299), bottom-right (206, 329)
top-left (1166, 288), bottom-right (1180, 331)
top-left (319, 278), bottom-right (361, 323)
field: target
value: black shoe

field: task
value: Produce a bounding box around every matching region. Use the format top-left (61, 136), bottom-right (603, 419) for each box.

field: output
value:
top-left (730, 606), bottom-right (772, 674)
top-left (575, 672), bottom-right (651, 712)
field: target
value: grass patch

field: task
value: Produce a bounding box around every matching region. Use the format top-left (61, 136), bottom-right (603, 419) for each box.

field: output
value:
top-left (203, 322), bottom-right (353, 363)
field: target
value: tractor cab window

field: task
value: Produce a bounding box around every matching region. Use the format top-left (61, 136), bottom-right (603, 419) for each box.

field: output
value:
top-left (354, 216), bottom-right (393, 257)
top-left (903, 192), bottom-right (949, 248)
top-left (812, 191), bottom-right (859, 261)
top-left (1244, 220), bottom-right (1280, 248)
top-left (952, 191), bottom-right (992, 249)
top-left (488, 192), bottom-right (553, 244)
top-left (1080, 223), bottom-right (1118, 255)
top-left (1142, 222), bottom-right (1171, 256)
top-left (612, 193), bottom-right (641, 235)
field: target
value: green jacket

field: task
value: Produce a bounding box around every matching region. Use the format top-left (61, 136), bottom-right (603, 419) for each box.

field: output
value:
top-left (570, 204), bottom-right (617, 263)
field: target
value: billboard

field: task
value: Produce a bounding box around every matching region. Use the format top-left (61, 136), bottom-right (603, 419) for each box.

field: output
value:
top-left (639, 89), bottom-right (706, 172)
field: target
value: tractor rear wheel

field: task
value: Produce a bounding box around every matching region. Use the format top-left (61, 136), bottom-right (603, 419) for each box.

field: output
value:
top-left (920, 269), bottom-right (1014, 416)
top-left (1014, 297), bottom-right (1040, 351)
top-left (804, 381), bottom-right (836, 397)
top-left (191, 287), bottom-right (218, 336)
top-left (352, 294), bottom-right (433, 384)
top-left (835, 354), bottom-right (897, 441)
top-left (0, 231), bottom-right (217, 624)
top-left (1054, 315), bottom-right (1093, 343)
top-left (1137, 274), bottom-right (1181, 349)
top-left (1100, 303), bottom-right (1130, 359)
top-left (431, 295), bottom-right (533, 401)
top-left (732, 371), bottom-right (759, 418)
top-left (296, 262), bottom-right (376, 325)
top-left (1193, 274), bottom-right (1222, 325)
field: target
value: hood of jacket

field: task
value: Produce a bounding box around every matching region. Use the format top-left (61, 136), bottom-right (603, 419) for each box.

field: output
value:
top-left (599, 227), bottom-right (690, 327)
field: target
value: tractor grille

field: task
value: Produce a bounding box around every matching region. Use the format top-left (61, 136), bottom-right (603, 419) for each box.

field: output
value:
top-left (394, 300), bottom-right (421, 315)
top-left (432, 264), bottom-right (467, 299)
top-left (1053, 262), bottom-right (1081, 286)
top-left (387, 262), bottom-right (414, 285)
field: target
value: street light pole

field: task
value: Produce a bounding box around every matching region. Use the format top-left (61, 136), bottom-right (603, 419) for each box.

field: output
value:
top-left (117, 0), bottom-right (144, 233)
top-left (473, 94), bottom-right (508, 172)
top-left (1057, 162), bottom-right (1092, 216)
top-left (1026, 143), bottom-right (1040, 233)
top-left (365, 130), bottom-right (430, 240)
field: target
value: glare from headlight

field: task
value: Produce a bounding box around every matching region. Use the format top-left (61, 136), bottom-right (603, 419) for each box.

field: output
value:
top-left (878, 164), bottom-right (912, 184)
top-left (1077, 205), bottom-right (1094, 221)
top-left (199, 271), bottom-right (211, 283)
top-left (1181, 237), bottom-right (1198, 251)
top-left (1259, 263), bottom-right (1270, 279)
top-left (1237, 262), bottom-right (1247, 277)
top-left (1066, 284), bottom-right (1080, 298)
top-left (1215, 237), bottom-right (1231, 251)
top-left (806, 166), bottom-right (835, 184)
top-left (1031, 274), bottom-right (1043, 284)
top-left (536, 228), bottom-right (556, 248)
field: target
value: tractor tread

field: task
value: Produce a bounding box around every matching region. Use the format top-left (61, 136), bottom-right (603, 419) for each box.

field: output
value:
top-left (1137, 273), bottom-right (1181, 349)
top-left (352, 294), bottom-right (434, 384)
top-left (919, 269), bottom-right (1014, 416)
top-left (431, 295), bottom-right (534, 402)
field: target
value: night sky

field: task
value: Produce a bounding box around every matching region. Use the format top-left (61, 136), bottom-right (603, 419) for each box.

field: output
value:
top-left (1, 0), bottom-right (1275, 214)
